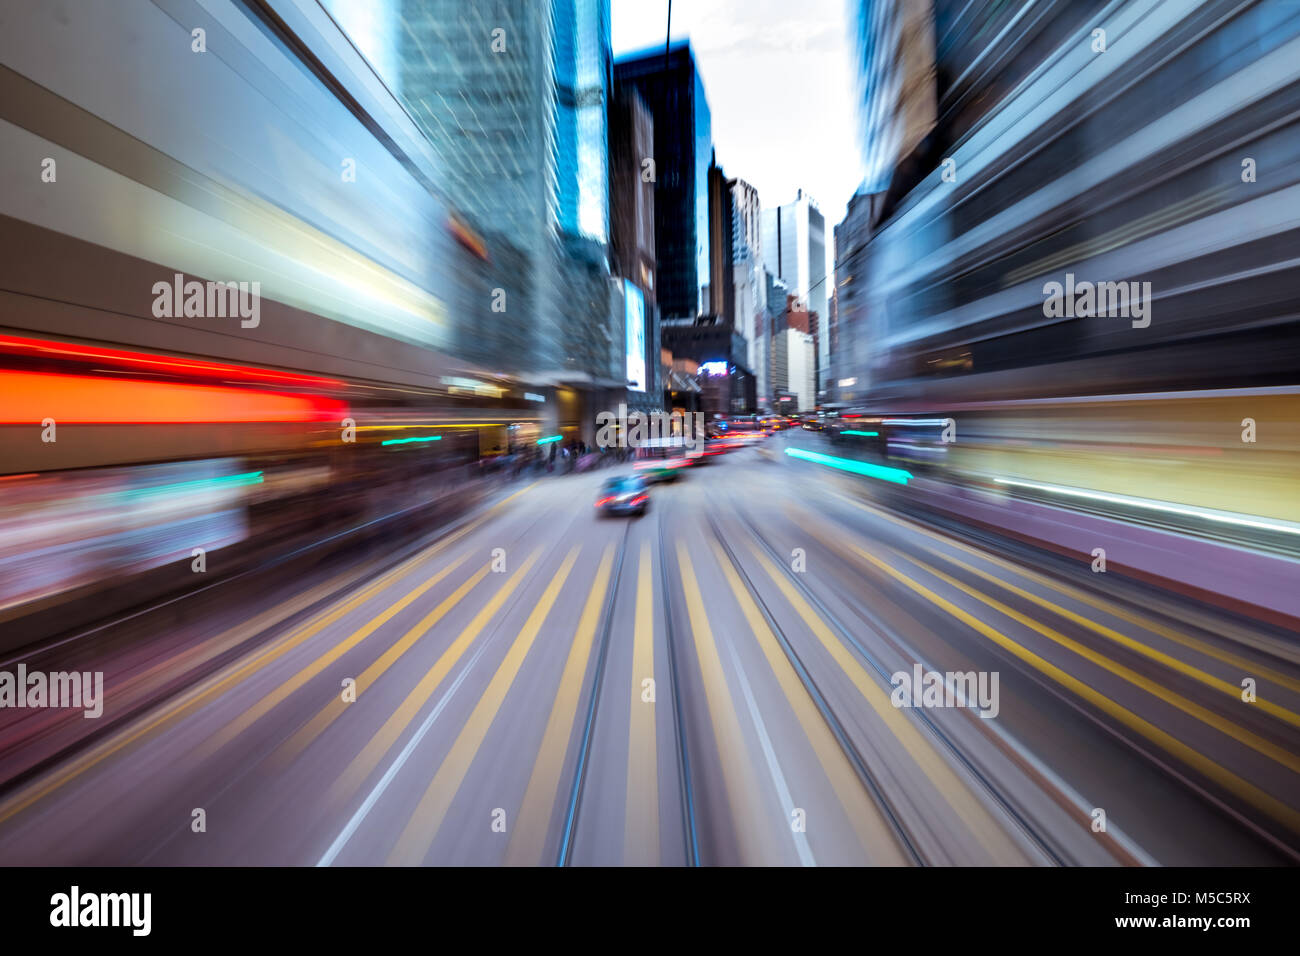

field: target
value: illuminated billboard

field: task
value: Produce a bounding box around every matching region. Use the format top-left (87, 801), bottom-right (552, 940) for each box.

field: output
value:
top-left (625, 280), bottom-right (646, 391)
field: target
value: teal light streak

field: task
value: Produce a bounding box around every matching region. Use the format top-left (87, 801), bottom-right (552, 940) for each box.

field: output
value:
top-left (382, 435), bottom-right (443, 446)
top-left (784, 447), bottom-right (912, 485)
top-left (537, 435), bottom-right (563, 444)
top-left (841, 430), bottom-right (879, 437)
top-left (120, 470), bottom-right (264, 500)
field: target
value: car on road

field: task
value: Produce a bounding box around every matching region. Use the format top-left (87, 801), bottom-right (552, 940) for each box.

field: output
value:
top-left (702, 435), bottom-right (744, 458)
top-left (594, 475), bottom-right (650, 516)
top-left (633, 437), bottom-right (698, 482)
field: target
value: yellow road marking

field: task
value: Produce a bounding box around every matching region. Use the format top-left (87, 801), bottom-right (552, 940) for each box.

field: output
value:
top-left (0, 485), bottom-right (537, 827)
top-left (879, 547), bottom-right (1300, 776)
top-left (325, 549), bottom-right (542, 816)
top-left (742, 538), bottom-right (1028, 865)
top-left (831, 489), bottom-right (1300, 693)
top-left (624, 542), bottom-right (659, 865)
top-left (194, 555), bottom-right (471, 763)
top-left (920, 547), bottom-right (1300, 729)
top-left (676, 542), bottom-right (782, 865)
top-left (506, 544), bottom-right (615, 865)
top-left (709, 539), bottom-right (910, 865)
top-left (0, 541), bottom-right (450, 826)
top-left (387, 547), bottom-right (580, 865)
top-left (82, 563), bottom-right (364, 727)
top-left (272, 561), bottom-right (488, 767)
top-left (848, 542), bottom-right (1300, 834)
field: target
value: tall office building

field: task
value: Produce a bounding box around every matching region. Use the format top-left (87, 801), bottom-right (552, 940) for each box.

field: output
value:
top-left (769, 326), bottom-right (814, 412)
top-left (783, 328), bottom-right (817, 412)
top-left (706, 152), bottom-right (735, 328)
top-left (731, 179), bottom-right (763, 267)
top-left (550, 0), bottom-right (620, 392)
top-left (322, 0), bottom-right (615, 384)
top-left (730, 178), bottom-right (765, 400)
top-left (762, 271), bottom-right (791, 407)
top-left (831, 189), bottom-right (876, 402)
top-left (770, 321), bottom-right (788, 400)
top-left (761, 190), bottom-right (828, 398)
top-left (553, 0), bottom-right (611, 249)
top-left (852, 0), bottom-right (937, 200)
top-left (847, 0), bottom-right (1145, 403)
top-left (609, 87), bottom-right (661, 413)
top-left (608, 90), bottom-right (656, 301)
top-left (613, 41), bottom-right (713, 322)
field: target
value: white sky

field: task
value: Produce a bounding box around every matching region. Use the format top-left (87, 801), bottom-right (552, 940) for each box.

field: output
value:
top-left (612, 0), bottom-right (862, 228)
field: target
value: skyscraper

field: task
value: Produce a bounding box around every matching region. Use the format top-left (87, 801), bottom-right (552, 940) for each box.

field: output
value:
top-left (608, 89), bottom-right (656, 302)
top-left (851, 0), bottom-right (936, 199)
top-left (553, 0), bottom-right (612, 249)
top-left (706, 152), bottom-right (735, 328)
top-left (730, 178), bottom-right (765, 403)
top-left (613, 41), bottom-right (713, 322)
top-left (832, 190), bottom-right (876, 402)
top-left (763, 270), bottom-right (791, 408)
top-left (321, 0), bottom-right (616, 383)
top-left (609, 87), bottom-right (661, 413)
top-left (761, 190), bottom-right (828, 398)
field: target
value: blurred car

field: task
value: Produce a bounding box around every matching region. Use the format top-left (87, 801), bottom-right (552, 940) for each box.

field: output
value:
top-left (633, 437), bottom-right (697, 482)
top-left (594, 475), bottom-right (650, 516)
top-left (702, 436), bottom-right (743, 458)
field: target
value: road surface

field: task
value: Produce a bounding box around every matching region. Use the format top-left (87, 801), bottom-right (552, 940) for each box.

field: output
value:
top-left (1, 433), bottom-right (1297, 866)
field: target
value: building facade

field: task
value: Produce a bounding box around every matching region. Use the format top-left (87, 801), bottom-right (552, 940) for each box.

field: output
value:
top-left (318, 0), bottom-right (617, 391)
top-left (844, 0), bottom-right (1300, 411)
top-left (730, 178), bottom-right (766, 406)
top-left (613, 41), bottom-right (713, 322)
top-left (782, 327), bottom-right (817, 412)
top-left (830, 189), bottom-right (876, 404)
top-left (760, 190), bottom-right (829, 398)
top-left (761, 271), bottom-right (791, 409)
top-left (706, 152), bottom-right (735, 328)
top-left (852, 0), bottom-right (937, 199)
top-left (609, 87), bottom-right (662, 414)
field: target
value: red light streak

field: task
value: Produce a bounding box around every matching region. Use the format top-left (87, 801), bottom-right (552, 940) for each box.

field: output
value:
top-left (0, 334), bottom-right (345, 390)
top-left (0, 370), bottom-right (347, 423)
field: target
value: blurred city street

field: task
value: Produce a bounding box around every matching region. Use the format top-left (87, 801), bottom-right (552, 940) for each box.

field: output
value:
top-left (1, 433), bottom-right (1296, 866)
top-left (1, 0), bottom-right (1299, 881)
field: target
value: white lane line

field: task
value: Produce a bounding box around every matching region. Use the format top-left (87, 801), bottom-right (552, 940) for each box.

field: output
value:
top-left (719, 626), bottom-right (817, 867)
top-left (316, 635), bottom-right (499, 866)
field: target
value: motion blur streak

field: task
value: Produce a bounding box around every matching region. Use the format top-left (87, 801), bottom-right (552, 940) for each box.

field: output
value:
top-left (2, 449), bottom-right (1299, 864)
top-left (385, 548), bottom-right (579, 867)
top-left (706, 537), bottom-right (912, 865)
top-left (0, 333), bottom-right (346, 388)
top-left (676, 543), bottom-right (783, 865)
top-left (845, 541), bottom-right (1300, 837)
top-left (1, 0), bottom-right (1298, 870)
top-left (623, 543), bottom-right (659, 866)
top-left (784, 447), bottom-right (913, 484)
top-left (505, 545), bottom-right (615, 867)
top-left (738, 528), bottom-right (1031, 866)
top-left (192, 554), bottom-right (474, 766)
top-left (0, 371), bottom-right (347, 423)
top-left (991, 476), bottom-right (1300, 537)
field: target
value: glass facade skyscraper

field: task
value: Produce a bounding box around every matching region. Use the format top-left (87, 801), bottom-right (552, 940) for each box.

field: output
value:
top-left (761, 192), bottom-right (828, 393)
top-left (317, 0), bottom-right (615, 381)
top-left (851, 0), bottom-right (936, 196)
top-left (613, 42), bottom-right (713, 322)
top-left (553, 0), bottom-right (611, 248)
